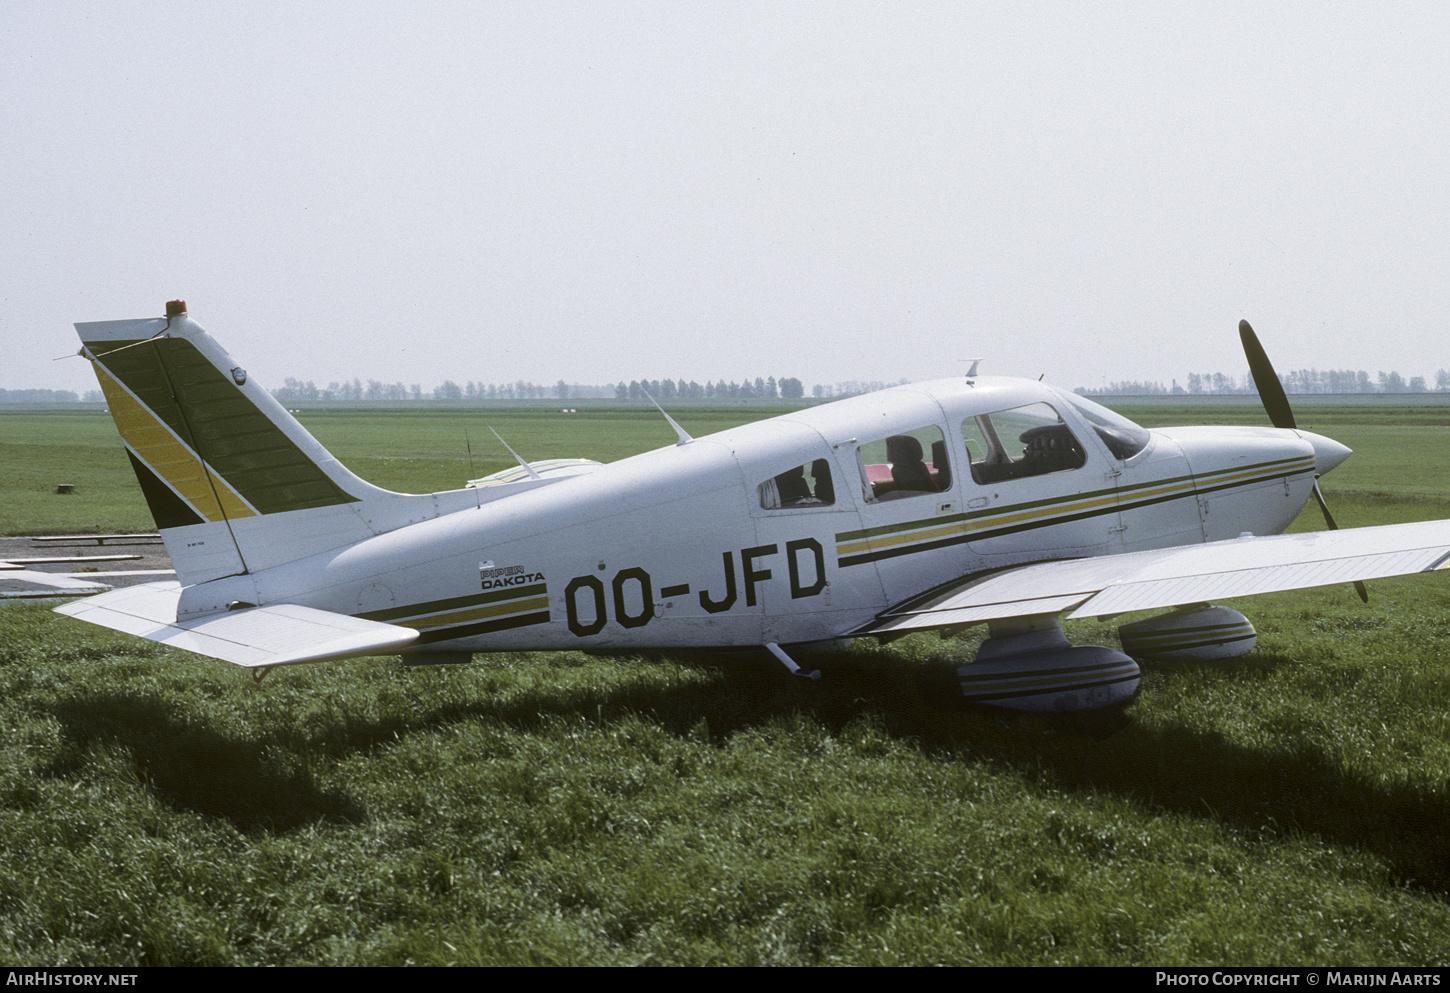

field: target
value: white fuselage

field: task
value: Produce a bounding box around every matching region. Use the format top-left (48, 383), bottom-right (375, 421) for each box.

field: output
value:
top-left (179, 378), bottom-right (1332, 654)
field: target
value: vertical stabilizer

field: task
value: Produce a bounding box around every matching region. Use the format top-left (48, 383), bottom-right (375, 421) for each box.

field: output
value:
top-left (77, 302), bottom-right (436, 585)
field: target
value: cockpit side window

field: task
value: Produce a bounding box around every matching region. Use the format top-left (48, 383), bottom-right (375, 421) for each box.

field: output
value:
top-left (960, 402), bottom-right (1086, 484)
top-left (856, 425), bottom-right (951, 503)
top-left (759, 459), bottom-right (836, 509)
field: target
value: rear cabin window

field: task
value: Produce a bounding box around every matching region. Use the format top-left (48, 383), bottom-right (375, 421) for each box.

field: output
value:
top-left (759, 459), bottom-right (836, 509)
top-left (960, 403), bottom-right (1086, 484)
top-left (856, 426), bottom-right (952, 502)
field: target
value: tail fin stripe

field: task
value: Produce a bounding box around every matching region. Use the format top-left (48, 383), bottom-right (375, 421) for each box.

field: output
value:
top-left (125, 450), bottom-right (207, 529)
top-left (92, 359), bottom-right (257, 523)
top-left (88, 336), bottom-right (357, 516)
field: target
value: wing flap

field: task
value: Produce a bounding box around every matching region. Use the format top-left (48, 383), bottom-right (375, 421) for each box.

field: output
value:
top-left (55, 582), bottom-right (419, 667)
top-left (862, 519), bottom-right (1450, 635)
top-left (1072, 545), bottom-right (1450, 617)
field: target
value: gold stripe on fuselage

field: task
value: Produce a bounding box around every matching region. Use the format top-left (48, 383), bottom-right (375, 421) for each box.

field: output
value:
top-left (836, 457), bottom-right (1314, 560)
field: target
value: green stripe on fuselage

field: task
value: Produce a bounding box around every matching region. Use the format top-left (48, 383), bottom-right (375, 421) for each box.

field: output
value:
top-left (357, 584), bottom-right (549, 624)
top-left (835, 456), bottom-right (1315, 567)
top-left (835, 456), bottom-right (1309, 544)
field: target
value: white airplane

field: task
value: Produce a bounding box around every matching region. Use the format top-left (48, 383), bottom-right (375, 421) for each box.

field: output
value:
top-left (56, 302), bottom-right (1450, 712)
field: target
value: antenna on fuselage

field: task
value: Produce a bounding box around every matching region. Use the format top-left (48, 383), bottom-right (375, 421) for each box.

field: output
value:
top-left (488, 426), bottom-right (543, 480)
top-left (960, 358), bottom-right (983, 385)
top-left (465, 428), bottom-right (481, 508)
top-left (640, 387), bottom-right (693, 446)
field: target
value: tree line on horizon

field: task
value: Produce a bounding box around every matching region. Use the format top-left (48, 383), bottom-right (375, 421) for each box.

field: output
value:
top-left (614, 377), bottom-right (805, 400)
top-left (1078, 367), bottom-right (1450, 397)
top-left (9, 365), bottom-right (1450, 404)
top-left (263, 376), bottom-right (813, 403)
top-left (0, 378), bottom-right (856, 404)
top-left (264, 376), bottom-right (904, 403)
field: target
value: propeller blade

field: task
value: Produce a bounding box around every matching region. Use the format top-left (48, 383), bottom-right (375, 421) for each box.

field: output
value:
top-left (1310, 481), bottom-right (1339, 527)
top-left (1310, 481), bottom-right (1339, 529)
top-left (1312, 482), bottom-right (1369, 601)
top-left (1239, 319), bottom-right (1296, 430)
top-left (1242, 320), bottom-right (1368, 602)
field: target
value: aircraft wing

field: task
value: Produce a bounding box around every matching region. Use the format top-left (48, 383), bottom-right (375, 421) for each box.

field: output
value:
top-left (1, 568), bottom-right (109, 598)
top-left (861, 519), bottom-right (1450, 635)
top-left (55, 582), bottom-right (419, 668)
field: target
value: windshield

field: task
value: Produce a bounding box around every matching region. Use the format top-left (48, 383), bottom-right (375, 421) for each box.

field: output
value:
top-left (1062, 393), bottom-right (1152, 460)
top-left (961, 403), bottom-right (1085, 483)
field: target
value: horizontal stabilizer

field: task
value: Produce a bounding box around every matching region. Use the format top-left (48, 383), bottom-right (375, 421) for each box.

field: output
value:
top-left (0, 569), bottom-right (110, 599)
top-left (55, 582), bottom-right (418, 668)
top-left (862, 519), bottom-right (1450, 635)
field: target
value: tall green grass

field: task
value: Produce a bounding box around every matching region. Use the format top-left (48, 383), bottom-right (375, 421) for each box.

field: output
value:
top-left (2, 404), bottom-right (1449, 964)
top-left (2, 587), bottom-right (1449, 965)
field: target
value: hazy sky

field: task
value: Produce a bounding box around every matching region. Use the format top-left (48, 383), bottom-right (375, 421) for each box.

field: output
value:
top-left (6, 2), bottom-right (1448, 396)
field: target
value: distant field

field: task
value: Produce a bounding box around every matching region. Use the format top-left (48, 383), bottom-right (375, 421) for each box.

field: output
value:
top-left (7, 400), bottom-right (1450, 532)
top-left (2, 401), bottom-right (1450, 964)
top-left (0, 406), bottom-right (787, 535)
top-left (1115, 402), bottom-right (1450, 507)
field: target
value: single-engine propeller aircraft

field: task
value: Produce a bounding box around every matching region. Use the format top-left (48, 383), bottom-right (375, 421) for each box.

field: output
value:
top-left (57, 302), bottom-right (1450, 711)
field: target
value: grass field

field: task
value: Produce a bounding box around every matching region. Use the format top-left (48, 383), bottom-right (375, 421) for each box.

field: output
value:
top-left (1, 402), bottom-right (1449, 965)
